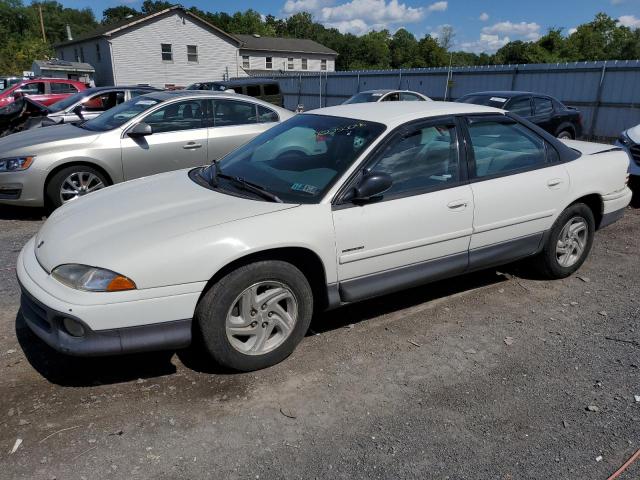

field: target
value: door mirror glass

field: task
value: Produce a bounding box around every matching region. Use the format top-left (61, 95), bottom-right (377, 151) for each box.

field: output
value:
top-left (128, 122), bottom-right (153, 137)
top-left (352, 172), bottom-right (393, 202)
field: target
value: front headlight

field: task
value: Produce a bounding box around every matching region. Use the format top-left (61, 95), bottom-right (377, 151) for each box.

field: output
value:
top-left (617, 131), bottom-right (632, 147)
top-left (51, 264), bottom-right (136, 292)
top-left (0, 156), bottom-right (35, 172)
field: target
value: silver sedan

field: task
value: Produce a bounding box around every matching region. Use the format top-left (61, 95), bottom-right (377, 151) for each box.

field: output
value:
top-left (0, 90), bottom-right (293, 209)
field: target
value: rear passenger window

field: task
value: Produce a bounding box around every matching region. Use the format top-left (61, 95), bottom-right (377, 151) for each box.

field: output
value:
top-left (213, 99), bottom-right (256, 126)
top-left (370, 123), bottom-right (459, 196)
top-left (507, 98), bottom-right (532, 117)
top-left (246, 85), bottom-right (260, 97)
top-left (534, 97), bottom-right (553, 115)
top-left (467, 120), bottom-right (546, 178)
top-left (257, 105), bottom-right (278, 123)
top-left (263, 84), bottom-right (279, 95)
top-left (51, 83), bottom-right (78, 94)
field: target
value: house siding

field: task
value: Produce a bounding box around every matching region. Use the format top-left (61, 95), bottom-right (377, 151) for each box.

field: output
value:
top-left (109, 12), bottom-right (240, 87)
top-left (240, 50), bottom-right (335, 73)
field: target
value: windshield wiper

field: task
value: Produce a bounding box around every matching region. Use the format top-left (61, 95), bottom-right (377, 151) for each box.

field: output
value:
top-left (219, 173), bottom-right (283, 203)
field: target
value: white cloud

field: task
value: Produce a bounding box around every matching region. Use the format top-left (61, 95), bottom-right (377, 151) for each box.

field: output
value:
top-left (427, 1), bottom-right (448, 13)
top-left (568, 27), bottom-right (577, 35)
top-left (460, 33), bottom-right (510, 53)
top-left (611, 0), bottom-right (625, 5)
top-left (618, 15), bottom-right (640, 29)
top-left (479, 12), bottom-right (489, 22)
top-left (482, 21), bottom-right (541, 41)
top-left (282, 0), bottom-right (445, 34)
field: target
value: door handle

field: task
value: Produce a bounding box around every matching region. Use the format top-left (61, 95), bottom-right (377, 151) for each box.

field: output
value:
top-left (547, 178), bottom-right (563, 188)
top-left (447, 200), bottom-right (469, 210)
top-left (183, 142), bottom-right (202, 150)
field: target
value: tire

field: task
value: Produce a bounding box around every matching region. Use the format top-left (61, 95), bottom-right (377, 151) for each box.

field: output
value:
top-left (532, 203), bottom-right (595, 279)
top-left (45, 165), bottom-right (108, 210)
top-left (195, 260), bottom-right (314, 372)
top-left (556, 130), bottom-right (573, 140)
top-left (630, 176), bottom-right (640, 209)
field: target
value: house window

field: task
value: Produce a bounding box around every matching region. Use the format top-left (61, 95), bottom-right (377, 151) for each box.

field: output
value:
top-left (301, 58), bottom-right (308, 70)
top-left (96, 43), bottom-right (101, 62)
top-left (321, 59), bottom-right (327, 71)
top-left (242, 55), bottom-right (250, 69)
top-left (80, 47), bottom-right (85, 63)
top-left (187, 45), bottom-right (198, 63)
top-left (287, 57), bottom-right (294, 69)
top-left (265, 57), bottom-right (273, 69)
top-left (161, 43), bottom-right (173, 62)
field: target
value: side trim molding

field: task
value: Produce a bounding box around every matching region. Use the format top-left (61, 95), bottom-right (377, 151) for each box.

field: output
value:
top-left (468, 232), bottom-right (544, 271)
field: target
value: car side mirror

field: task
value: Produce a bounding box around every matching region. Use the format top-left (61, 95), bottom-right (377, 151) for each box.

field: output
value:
top-left (72, 104), bottom-right (84, 120)
top-left (128, 122), bottom-right (153, 137)
top-left (351, 172), bottom-right (392, 203)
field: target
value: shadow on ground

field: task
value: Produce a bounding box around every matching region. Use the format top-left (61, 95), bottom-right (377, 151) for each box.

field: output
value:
top-left (0, 205), bottom-right (47, 221)
top-left (15, 268), bottom-right (509, 386)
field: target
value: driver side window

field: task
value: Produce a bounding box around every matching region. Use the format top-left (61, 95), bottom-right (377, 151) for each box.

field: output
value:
top-left (370, 123), bottom-right (460, 197)
top-left (143, 100), bottom-right (207, 133)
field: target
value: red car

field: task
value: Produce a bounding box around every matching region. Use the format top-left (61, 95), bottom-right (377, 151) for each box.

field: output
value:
top-left (0, 78), bottom-right (88, 107)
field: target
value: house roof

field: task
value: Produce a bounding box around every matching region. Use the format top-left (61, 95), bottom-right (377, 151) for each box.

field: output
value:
top-left (33, 59), bottom-right (95, 72)
top-left (54, 6), bottom-right (241, 48)
top-left (236, 34), bottom-right (338, 56)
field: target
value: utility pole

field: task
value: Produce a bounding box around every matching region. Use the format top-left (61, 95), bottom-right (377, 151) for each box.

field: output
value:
top-left (38, 4), bottom-right (47, 43)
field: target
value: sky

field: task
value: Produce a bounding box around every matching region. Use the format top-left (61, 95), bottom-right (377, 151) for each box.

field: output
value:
top-left (56, 0), bottom-right (640, 53)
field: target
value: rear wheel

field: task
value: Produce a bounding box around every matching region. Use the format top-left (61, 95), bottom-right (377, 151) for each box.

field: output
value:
top-left (195, 260), bottom-right (313, 372)
top-left (532, 203), bottom-right (595, 279)
top-left (45, 165), bottom-right (108, 209)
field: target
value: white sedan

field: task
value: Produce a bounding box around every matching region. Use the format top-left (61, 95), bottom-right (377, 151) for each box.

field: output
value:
top-left (18, 102), bottom-right (632, 371)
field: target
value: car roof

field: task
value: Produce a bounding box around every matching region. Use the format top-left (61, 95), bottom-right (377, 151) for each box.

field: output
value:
top-left (461, 91), bottom-right (553, 99)
top-left (80, 86), bottom-right (161, 94)
top-left (304, 101), bottom-right (503, 127)
top-left (358, 89), bottom-right (421, 94)
top-left (138, 90), bottom-right (291, 114)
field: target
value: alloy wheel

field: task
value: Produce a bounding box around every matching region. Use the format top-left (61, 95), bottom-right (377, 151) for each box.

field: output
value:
top-left (556, 216), bottom-right (588, 267)
top-left (59, 171), bottom-right (105, 204)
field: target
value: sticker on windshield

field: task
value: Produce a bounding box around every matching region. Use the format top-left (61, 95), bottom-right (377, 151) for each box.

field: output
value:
top-left (291, 183), bottom-right (319, 195)
top-left (489, 97), bottom-right (507, 103)
top-left (135, 99), bottom-right (158, 106)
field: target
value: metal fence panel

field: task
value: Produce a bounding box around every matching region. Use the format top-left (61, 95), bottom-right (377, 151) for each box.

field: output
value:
top-left (244, 60), bottom-right (640, 139)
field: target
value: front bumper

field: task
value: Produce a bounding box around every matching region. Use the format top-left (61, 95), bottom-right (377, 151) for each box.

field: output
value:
top-left (615, 140), bottom-right (640, 177)
top-left (17, 237), bottom-right (204, 356)
top-left (0, 168), bottom-right (47, 207)
top-left (20, 285), bottom-right (191, 356)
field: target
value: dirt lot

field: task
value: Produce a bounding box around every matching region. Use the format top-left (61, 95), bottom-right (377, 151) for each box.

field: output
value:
top-left (0, 205), bottom-right (638, 480)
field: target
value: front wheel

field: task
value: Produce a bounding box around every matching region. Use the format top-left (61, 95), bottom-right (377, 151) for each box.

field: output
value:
top-left (45, 165), bottom-right (108, 209)
top-left (195, 260), bottom-right (313, 372)
top-left (532, 203), bottom-right (595, 279)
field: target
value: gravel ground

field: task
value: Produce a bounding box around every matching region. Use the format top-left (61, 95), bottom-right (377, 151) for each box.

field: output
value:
top-left (0, 205), bottom-right (638, 480)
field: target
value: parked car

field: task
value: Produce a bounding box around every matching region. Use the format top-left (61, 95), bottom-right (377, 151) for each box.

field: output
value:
top-left (17, 102), bottom-right (631, 372)
top-left (33, 85), bottom-right (162, 128)
top-left (0, 78), bottom-right (88, 108)
top-left (456, 91), bottom-right (582, 139)
top-left (616, 123), bottom-right (640, 207)
top-left (186, 79), bottom-right (283, 107)
top-left (343, 89), bottom-right (431, 104)
top-left (0, 90), bottom-right (292, 208)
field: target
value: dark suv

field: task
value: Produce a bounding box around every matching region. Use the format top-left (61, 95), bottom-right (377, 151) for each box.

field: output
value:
top-left (186, 79), bottom-right (283, 107)
top-left (457, 91), bottom-right (582, 139)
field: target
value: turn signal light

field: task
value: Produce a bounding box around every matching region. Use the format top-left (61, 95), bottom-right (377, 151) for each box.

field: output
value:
top-left (106, 276), bottom-right (137, 292)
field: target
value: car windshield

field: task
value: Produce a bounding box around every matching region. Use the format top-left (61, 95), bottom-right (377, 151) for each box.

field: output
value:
top-left (198, 114), bottom-right (386, 203)
top-left (80, 96), bottom-right (162, 131)
top-left (343, 92), bottom-right (385, 104)
top-left (47, 91), bottom-right (87, 112)
top-left (457, 94), bottom-right (509, 109)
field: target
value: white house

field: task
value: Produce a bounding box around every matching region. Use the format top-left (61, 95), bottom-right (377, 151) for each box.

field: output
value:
top-left (54, 6), bottom-right (337, 88)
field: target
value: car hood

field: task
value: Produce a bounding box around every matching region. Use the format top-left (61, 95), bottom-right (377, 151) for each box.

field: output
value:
top-left (34, 169), bottom-right (297, 281)
top-left (0, 123), bottom-right (99, 154)
top-left (626, 124), bottom-right (640, 144)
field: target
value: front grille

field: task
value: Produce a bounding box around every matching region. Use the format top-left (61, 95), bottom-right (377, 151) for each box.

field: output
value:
top-left (630, 145), bottom-right (640, 166)
top-left (20, 292), bottom-right (52, 333)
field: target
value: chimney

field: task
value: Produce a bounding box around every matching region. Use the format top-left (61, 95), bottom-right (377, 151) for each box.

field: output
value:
top-left (65, 24), bottom-right (73, 41)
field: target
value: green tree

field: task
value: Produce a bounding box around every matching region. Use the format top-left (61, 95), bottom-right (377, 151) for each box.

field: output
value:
top-left (389, 29), bottom-right (421, 68)
top-left (140, 0), bottom-right (172, 15)
top-left (102, 6), bottom-right (139, 25)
